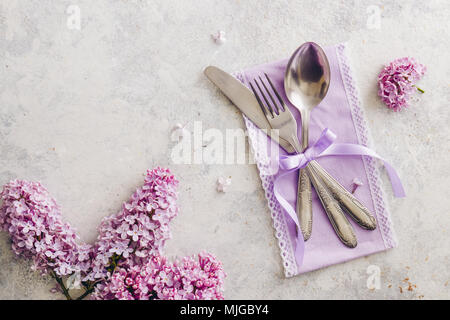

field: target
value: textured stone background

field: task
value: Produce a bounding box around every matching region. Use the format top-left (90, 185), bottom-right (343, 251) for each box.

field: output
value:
top-left (0, 0), bottom-right (449, 299)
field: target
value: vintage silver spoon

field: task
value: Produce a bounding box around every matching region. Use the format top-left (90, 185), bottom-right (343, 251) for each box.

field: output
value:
top-left (285, 43), bottom-right (377, 235)
top-left (284, 42), bottom-right (360, 247)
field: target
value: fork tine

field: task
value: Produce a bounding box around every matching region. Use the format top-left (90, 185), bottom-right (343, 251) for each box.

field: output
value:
top-left (259, 76), bottom-right (280, 114)
top-left (249, 82), bottom-right (270, 117)
top-left (253, 78), bottom-right (275, 117)
top-left (264, 73), bottom-right (286, 112)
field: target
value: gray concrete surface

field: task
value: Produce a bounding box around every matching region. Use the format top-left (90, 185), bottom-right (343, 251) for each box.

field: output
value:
top-left (0, 0), bottom-right (449, 299)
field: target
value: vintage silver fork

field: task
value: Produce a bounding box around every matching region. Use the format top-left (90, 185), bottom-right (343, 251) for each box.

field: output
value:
top-left (250, 73), bottom-right (357, 248)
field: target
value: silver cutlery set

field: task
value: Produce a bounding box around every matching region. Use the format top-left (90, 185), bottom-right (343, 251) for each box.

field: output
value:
top-left (205, 42), bottom-right (377, 247)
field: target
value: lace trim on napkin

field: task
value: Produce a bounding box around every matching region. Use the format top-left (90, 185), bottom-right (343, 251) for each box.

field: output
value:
top-left (243, 115), bottom-right (299, 276)
top-left (235, 44), bottom-right (397, 277)
top-left (335, 43), bottom-right (397, 250)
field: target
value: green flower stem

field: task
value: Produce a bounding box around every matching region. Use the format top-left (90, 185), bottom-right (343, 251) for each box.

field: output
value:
top-left (51, 271), bottom-right (72, 300)
top-left (414, 85), bottom-right (425, 93)
top-left (76, 284), bottom-right (95, 300)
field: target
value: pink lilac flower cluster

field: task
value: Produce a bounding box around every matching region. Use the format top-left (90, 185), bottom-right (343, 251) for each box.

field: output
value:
top-left (86, 167), bottom-right (180, 282)
top-left (0, 180), bottom-right (92, 278)
top-left (378, 57), bottom-right (426, 111)
top-left (91, 252), bottom-right (225, 300)
top-left (0, 167), bottom-right (226, 300)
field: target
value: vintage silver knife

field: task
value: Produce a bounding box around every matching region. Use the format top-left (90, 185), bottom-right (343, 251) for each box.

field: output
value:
top-left (204, 65), bottom-right (377, 231)
top-left (204, 66), bottom-right (293, 152)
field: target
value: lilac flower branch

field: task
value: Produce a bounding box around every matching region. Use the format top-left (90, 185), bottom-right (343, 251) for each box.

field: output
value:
top-left (0, 168), bottom-right (226, 300)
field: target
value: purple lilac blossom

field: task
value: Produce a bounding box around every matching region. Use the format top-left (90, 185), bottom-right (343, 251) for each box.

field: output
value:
top-left (0, 180), bottom-right (92, 277)
top-left (85, 167), bottom-right (180, 282)
top-left (378, 57), bottom-right (426, 111)
top-left (0, 167), bottom-right (226, 300)
top-left (90, 252), bottom-right (225, 300)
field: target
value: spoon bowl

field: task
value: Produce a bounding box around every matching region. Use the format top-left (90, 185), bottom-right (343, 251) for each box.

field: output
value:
top-left (284, 42), bottom-right (331, 115)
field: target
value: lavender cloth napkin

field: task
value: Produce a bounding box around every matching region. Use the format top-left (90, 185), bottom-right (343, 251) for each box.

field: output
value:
top-left (234, 43), bottom-right (397, 277)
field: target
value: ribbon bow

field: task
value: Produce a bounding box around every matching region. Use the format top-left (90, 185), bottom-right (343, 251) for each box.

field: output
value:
top-left (273, 128), bottom-right (405, 269)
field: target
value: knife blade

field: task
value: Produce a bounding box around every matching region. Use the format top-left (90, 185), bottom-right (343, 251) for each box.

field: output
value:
top-left (204, 66), bottom-right (294, 153)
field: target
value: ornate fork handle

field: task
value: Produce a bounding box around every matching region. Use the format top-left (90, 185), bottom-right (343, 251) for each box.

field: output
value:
top-left (296, 168), bottom-right (312, 240)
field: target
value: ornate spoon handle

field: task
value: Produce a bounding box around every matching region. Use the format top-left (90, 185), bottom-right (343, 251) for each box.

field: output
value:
top-left (309, 161), bottom-right (377, 230)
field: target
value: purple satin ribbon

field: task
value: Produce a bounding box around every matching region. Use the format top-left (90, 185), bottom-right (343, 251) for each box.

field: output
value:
top-left (273, 128), bottom-right (405, 269)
